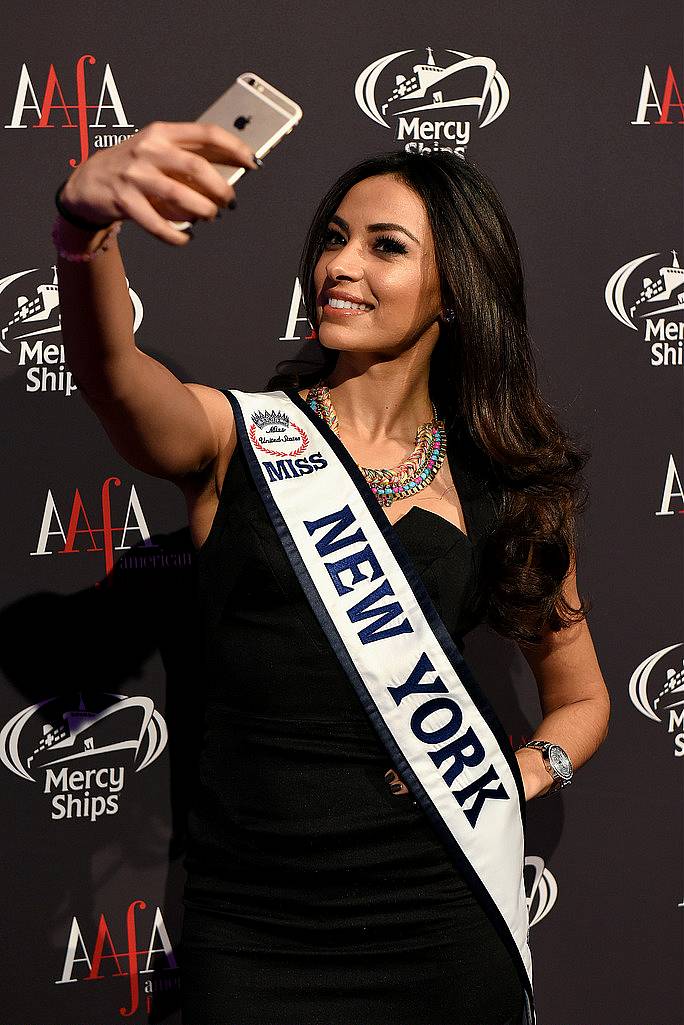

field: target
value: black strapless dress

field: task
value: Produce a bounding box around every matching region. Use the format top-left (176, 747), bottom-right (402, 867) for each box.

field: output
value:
top-left (180, 396), bottom-right (525, 1025)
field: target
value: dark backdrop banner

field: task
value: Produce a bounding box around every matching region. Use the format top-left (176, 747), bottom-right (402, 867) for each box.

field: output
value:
top-left (0, 3), bottom-right (682, 1023)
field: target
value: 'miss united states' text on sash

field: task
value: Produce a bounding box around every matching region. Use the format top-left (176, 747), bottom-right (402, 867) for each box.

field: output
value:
top-left (225, 387), bottom-right (536, 1025)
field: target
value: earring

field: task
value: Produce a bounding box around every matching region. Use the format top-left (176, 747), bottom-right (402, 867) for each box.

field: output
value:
top-left (441, 307), bottom-right (456, 323)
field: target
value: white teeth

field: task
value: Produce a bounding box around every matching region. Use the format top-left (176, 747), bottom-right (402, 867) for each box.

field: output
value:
top-left (328, 297), bottom-right (372, 310)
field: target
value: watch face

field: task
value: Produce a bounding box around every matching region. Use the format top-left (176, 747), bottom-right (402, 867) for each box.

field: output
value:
top-left (549, 745), bottom-right (572, 779)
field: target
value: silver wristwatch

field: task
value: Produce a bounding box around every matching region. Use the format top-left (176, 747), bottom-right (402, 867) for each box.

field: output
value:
top-left (518, 740), bottom-right (573, 795)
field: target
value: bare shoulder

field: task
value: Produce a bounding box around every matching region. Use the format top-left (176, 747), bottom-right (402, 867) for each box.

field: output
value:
top-left (174, 384), bottom-right (237, 512)
top-left (183, 382), bottom-right (235, 435)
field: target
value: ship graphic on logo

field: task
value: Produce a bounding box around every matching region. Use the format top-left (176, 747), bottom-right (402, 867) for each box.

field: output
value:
top-left (606, 249), bottom-right (684, 330)
top-left (0, 266), bottom-right (60, 351)
top-left (355, 45), bottom-right (509, 133)
top-left (0, 692), bottom-right (167, 783)
top-left (629, 643), bottom-right (684, 757)
top-left (0, 265), bottom-right (144, 352)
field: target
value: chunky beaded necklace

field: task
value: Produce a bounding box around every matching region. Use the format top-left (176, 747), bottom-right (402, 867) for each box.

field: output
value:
top-left (305, 380), bottom-right (447, 508)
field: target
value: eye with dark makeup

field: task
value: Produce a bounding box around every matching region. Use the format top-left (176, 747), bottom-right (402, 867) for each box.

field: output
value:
top-left (322, 227), bottom-right (409, 255)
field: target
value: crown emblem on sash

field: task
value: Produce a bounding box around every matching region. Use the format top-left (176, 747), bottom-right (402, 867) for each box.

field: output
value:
top-left (247, 404), bottom-right (309, 457)
top-left (251, 408), bottom-right (290, 431)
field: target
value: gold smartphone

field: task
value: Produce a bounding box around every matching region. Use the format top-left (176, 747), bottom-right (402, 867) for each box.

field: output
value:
top-left (170, 72), bottom-right (303, 230)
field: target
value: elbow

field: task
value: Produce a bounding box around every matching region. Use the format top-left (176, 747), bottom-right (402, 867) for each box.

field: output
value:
top-left (598, 689), bottom-right (611, 747)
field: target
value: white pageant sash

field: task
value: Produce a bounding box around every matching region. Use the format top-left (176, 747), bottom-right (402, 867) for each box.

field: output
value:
top-left (225, 387), bottom-right (536, 1025)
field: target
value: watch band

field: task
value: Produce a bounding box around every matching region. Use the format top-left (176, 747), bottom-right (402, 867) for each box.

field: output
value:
top-left (518, 740), bottom-right (573, 795)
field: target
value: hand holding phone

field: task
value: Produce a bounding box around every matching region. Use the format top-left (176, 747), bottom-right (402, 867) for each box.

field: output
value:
top-left (57, 74), bottom-right (302, 245)
top-left (58, 121), bottom-right (256, 246)
top-left (168, 72), bottom-right (303, 231)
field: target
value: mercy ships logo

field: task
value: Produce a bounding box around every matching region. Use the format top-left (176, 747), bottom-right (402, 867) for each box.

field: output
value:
top-left (355, 45), bottom-right (510, 157)
top-left (605, 249), bottom-right (684, 367)
top-left (0, 691), bottom-right (167, 820)
top-left (629, 642), bottom-right (684, 757)
top-left (0, 265), bottom-right (144, 395)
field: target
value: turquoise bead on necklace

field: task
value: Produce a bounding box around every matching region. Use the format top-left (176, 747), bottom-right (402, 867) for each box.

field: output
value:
top-left (305, 380), bottom-right (447, 508)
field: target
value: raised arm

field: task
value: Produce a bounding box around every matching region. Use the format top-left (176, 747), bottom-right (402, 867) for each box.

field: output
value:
top-left (55, 121), bottom-right (258, 483)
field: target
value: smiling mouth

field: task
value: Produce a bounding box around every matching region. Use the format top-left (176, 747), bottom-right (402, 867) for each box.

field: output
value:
top-left (322, 300), bottom-right (375, 317)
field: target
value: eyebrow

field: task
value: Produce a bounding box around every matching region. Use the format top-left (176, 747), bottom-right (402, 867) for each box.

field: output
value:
top-left (329, 214), bottom-right (420, 245)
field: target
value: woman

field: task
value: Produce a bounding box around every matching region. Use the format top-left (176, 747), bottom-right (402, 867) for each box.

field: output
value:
top-left (53, 122), bottom-right (610, 1025)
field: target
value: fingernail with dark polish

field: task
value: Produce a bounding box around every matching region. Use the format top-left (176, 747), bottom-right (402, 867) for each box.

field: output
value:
top-left (228, 199), bottom-right (237, 210)
top-left (216, 210), bottom-right (222, 219)
top-left (251, 155), bottom-right (263, 168)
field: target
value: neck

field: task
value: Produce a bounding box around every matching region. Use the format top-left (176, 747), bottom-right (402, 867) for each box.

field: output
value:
top-left (321, 356), bottom-right (434, 444)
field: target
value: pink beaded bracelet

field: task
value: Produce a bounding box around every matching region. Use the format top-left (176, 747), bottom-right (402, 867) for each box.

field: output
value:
top-left (51, 214), bottom-right (123, 262)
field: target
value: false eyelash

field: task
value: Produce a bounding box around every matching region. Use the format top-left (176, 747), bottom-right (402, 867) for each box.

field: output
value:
top-left (374, 234), bottom-right (409, 254)
top-left (323, 227), bottom-right (408, 254)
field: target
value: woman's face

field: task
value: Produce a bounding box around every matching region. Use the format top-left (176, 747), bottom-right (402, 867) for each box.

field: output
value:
top-left (313, 174), bottom-right (443, 358)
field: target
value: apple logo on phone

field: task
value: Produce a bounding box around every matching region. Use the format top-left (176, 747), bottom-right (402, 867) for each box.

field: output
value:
top-left (234, 115), bottom-right (250, 130)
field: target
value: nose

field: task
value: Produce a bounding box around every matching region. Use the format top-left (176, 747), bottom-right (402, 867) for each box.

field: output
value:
top-left (325, 242), bottom-right (364, 282)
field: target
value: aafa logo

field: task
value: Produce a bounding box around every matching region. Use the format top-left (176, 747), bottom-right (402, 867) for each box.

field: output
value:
top-left (277, 277), bottom-right (319, 345)
top-left (655, 454), bottom-right (684, 518)
top-left (31, 476), bottom-right (157, 579)
top-left (5, 56), bottom-right (136, 167)
top-left (355, 44), bottom-right (509, 157)
top-left (605, 249), bottom-right (684, 367)
top-left (631, 65), bottom-right (684, 125)
top-left (0, 691), bottom-right (167, 820)
top-left (56, 899), bottom-right (178, 1018)
top-left (629, 642), bottom-right (684, 757)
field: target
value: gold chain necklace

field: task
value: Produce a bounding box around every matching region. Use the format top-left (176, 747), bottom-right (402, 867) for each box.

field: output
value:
top-left (305, 380), bottom-right (447, 507)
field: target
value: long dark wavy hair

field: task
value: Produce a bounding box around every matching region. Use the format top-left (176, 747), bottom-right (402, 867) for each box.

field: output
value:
top-left (265, 149), bottom-right (591, 645)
